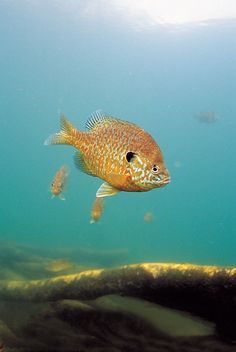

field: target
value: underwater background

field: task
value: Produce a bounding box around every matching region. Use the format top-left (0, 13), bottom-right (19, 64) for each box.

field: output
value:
top-left (1, 0), bottom-right (236, 268)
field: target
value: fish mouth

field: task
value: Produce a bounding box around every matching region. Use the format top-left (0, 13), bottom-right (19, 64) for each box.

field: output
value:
top-left (157, 174), bottom-right (170, 186)
top-left (161, 177), bottom-right (170, 185)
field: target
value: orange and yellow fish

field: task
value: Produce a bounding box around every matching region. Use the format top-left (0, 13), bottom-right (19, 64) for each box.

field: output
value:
top-left (45, 111), bottom-right (170, 197)
top-left (90, 197), bottom-right (105, 223)
top-left (50, 165), bottom-right (69, 200)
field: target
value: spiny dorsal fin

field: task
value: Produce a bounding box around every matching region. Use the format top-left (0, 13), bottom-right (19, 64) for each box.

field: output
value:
top-left (96, 182), bottom-right (120, 197)
top-left (73, 151), bottom-right (94, 176)
top-left (86, 110), bottom-right (119, 131)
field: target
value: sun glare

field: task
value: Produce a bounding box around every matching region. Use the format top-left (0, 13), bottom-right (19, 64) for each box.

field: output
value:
top-left (113, 0), bottom-right (236, 25)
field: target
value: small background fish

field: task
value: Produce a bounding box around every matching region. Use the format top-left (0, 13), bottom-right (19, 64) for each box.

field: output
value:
top-left (90, 197), bottom-right (105, 224)
top-left (144, 212), bottom-right (154, 223)
top-left (194, 111), bottom-right (219, 124)
top-left (50, 165), bottom-right (69, 200)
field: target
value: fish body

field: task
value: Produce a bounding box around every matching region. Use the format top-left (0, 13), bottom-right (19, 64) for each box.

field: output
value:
top-left (90, 197), bottom-right (105, 223)
top-left (144, 212), bottom-right (154, 223)
top-left (194, 111), bottom-right (218, 124)
top-left (50, 165), bottom-right (69, 199)
top-left (45, 111), bottom-right (170, 197)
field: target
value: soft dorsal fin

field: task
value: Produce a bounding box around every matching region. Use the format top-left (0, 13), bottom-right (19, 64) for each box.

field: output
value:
top-left (86, 110), bottom-right (119, 131)
top-left (96, 182), bottom-right (120, 197)
top-left (73, 151), bottom-right (94, 176)
top-left (44, 114), bottom-right (76, 146)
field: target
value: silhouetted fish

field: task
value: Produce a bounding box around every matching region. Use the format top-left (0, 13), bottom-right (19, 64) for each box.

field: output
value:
top-left (194, 111), bottom-right (218, 124)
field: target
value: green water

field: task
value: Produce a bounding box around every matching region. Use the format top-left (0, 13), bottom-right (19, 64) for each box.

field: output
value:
top-left (1, 1), bottom-right (235, 267)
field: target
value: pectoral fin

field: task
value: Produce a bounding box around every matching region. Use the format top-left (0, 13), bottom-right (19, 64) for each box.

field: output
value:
top-left (74, 151), bottom-right (94, 176)
top-left (96, 182), bottom-right (120, 198)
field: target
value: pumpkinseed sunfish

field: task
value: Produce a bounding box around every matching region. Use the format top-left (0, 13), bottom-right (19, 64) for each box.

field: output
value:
top-left (50, 165), bottom-right (69, 200)
top-left (90, 197), bottom-right (105, 224)
top-left (45, 111), bottom-right (170, 197)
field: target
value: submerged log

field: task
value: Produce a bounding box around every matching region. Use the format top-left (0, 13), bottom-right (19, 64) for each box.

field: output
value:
top-left (0, 263), bottom-right (236, 315)
top-left (0, 263), bottom-right (236, 349)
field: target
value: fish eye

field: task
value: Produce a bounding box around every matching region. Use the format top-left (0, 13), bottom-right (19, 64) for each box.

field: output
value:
top-left (152, 165), bottom-right (159, 174)
top-left (126, 151), bottom-right (136, 162)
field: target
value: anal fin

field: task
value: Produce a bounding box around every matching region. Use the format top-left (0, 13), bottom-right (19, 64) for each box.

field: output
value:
top-left (96, 182), bottom-right (120, 197)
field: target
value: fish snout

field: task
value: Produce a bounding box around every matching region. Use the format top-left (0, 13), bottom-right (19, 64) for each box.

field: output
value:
top-left (159, 169), bottom-right (171, 185)
top-left (161, 176), bottom-right (171, 185)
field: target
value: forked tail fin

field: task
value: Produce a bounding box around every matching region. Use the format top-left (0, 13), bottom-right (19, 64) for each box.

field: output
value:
top-left (44, 114), bottom-right (77, 146)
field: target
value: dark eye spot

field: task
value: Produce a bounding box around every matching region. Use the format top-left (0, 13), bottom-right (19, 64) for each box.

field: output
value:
top-left (152, 165), bottom-right (159, 173)
top-left (126, 152), bottom-right (136, 162)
